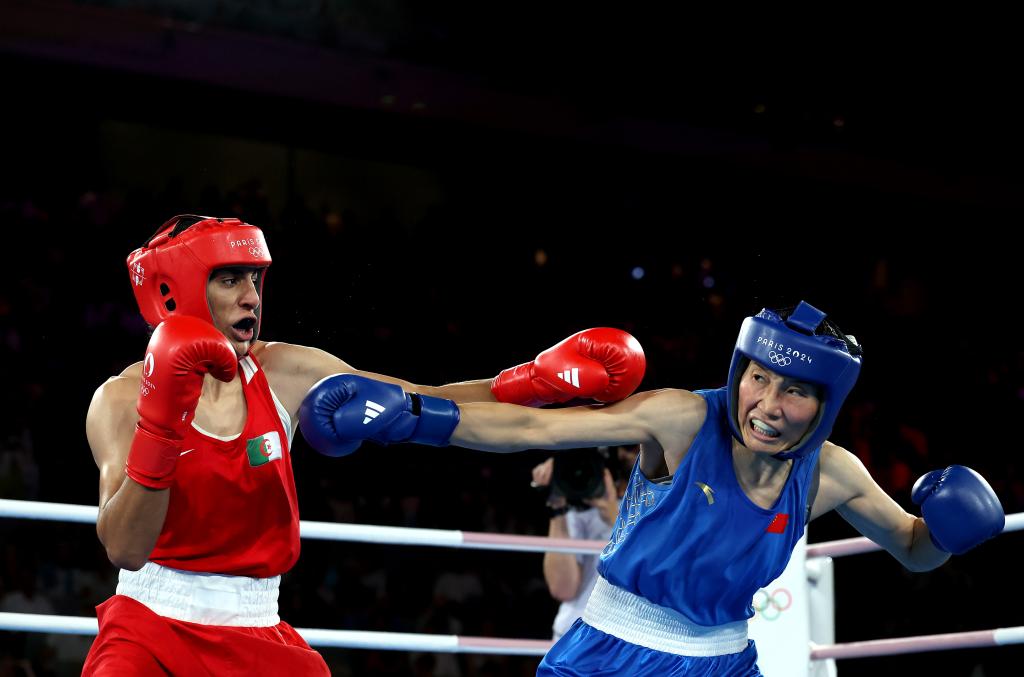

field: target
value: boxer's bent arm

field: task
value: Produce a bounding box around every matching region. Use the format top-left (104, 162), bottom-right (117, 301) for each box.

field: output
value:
top-left (816, 443), bottom-right (950, 572)
top-left (452, 389), bottom-right (702, 453)
top-left (87, 375), bottom-right (169, 571)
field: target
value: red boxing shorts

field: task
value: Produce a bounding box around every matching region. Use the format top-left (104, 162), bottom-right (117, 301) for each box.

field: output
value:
top-left (82, 595), bottom-right (330, 676)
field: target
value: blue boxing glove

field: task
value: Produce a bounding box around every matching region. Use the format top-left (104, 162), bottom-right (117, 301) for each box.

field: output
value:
top-left (299, 374), bottom-right (460, 457)
top-left (911, 465), bottom-right (1004, 555)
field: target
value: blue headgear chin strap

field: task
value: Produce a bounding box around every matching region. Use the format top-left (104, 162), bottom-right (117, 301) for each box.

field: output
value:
top-left (726, 301), bottom-right (862, 460)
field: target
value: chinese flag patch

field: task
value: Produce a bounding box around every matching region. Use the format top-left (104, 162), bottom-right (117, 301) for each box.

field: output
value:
top-left (766, 513), bottom-right (789, 534)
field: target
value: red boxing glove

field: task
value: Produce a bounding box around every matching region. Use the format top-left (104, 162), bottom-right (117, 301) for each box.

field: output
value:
top-left (125, 316), bottom-right (237, 489)
top-left (492, 328), bottom-right (646, 407)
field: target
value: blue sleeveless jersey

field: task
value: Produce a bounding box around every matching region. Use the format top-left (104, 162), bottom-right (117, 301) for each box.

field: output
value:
top-left (596, 387), bottom-right (820, 626)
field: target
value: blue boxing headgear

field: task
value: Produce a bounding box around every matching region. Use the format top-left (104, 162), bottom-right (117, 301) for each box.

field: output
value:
top-left (727, 301), bottom-right (863, 460)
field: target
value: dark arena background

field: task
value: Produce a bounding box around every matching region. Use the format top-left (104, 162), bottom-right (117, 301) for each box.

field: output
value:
top-left (1, 2), bottom-right (1021, 675)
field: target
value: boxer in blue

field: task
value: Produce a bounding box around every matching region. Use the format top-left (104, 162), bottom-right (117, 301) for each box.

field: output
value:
top-left (300, 301), bottom-right (1005, 676)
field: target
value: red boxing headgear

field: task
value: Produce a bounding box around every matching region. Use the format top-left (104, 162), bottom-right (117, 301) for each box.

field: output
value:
top-left (127, 215), bottom-right (272, 340)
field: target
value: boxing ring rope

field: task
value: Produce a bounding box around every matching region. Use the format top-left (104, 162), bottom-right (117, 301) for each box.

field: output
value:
top-left (0, 611), bottom-right (554, 655)
top-left (2, 498), bottom-right (1023, 659)
top-left (0, 499), bottom-right (605, 555)
top-left (5, 498), bottom-right (1023, 557)
top-left (807, 511), bottom-right (1024, 558)
top-left (810, 627), bottom-right (1024, 660)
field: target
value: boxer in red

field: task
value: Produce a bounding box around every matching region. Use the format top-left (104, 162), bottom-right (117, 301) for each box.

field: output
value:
top-left (82, 214), bottom-right (646, 675)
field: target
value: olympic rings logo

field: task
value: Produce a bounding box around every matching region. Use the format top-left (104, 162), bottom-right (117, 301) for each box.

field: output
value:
top-left (248, 246), bottom-right (263, 257)
top-left (768, 351), bottom-right (792, 367)
top-left (752, 587), bottom-right (792, 621)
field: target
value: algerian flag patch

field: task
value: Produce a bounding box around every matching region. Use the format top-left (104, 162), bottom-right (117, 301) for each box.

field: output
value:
top-left (246, 431), bottom-right (283, 467)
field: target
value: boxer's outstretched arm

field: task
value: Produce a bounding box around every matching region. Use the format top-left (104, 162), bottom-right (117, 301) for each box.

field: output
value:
top-left (256, 341), bottom-right (494, 410)
top-left (299, 376), bottom-right (705, 479)
top-left (258, 328), bottom-right (644, 417)
top-left (452, 388), bottom-right (701, 454)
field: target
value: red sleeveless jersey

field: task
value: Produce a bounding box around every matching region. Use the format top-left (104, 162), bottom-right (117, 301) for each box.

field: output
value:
top-left (149, 354), bottom-right (301, 577)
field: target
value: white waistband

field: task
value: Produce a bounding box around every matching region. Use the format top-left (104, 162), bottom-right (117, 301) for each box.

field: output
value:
top-left (582, 577), bottom-right (748, 657)
top-left (117, 562), bottom-right (280, 627)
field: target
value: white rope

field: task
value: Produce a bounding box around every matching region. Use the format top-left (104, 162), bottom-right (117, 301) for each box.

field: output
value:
top-left (0, 613), bottom-right (98, 635)
top-left (2, 498), bottom-right (1019, 558)
top-left (299, 520), bottom-right (464, 548)
top-left (0, 499), bottom-right (98, 524)
top-left (299, 628), bottom-right (458, 652)
top-left (994, 627), bottom-right (1024, 645)
top-left (0, 613), bottom-right (552, 655)
top-left (0, 499), bottom-right (605, 555)
top-left (4, 611), bottom-right (1020, 660)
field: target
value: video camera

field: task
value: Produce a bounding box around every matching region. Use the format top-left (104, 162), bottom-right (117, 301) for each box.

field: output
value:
top-left (549, 447), bottom-right (609, 510)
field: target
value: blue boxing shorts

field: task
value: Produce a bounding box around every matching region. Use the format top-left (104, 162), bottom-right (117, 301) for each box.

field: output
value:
top-left (538, 577), bottom-right (761, 676)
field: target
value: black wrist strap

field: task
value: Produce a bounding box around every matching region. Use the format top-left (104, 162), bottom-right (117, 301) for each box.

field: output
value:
top-left (548, 505), bottom-right (570, 519)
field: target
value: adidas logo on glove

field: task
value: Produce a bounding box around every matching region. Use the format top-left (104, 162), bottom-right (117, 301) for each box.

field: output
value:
top-left (556, 368), bottom-right (580, 388)
top-left (363, 400), bottom-right (385, 424)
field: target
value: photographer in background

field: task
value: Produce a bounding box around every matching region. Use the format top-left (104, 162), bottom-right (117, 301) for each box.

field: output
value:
top-left (530, 445), bottom-right (640, 639)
